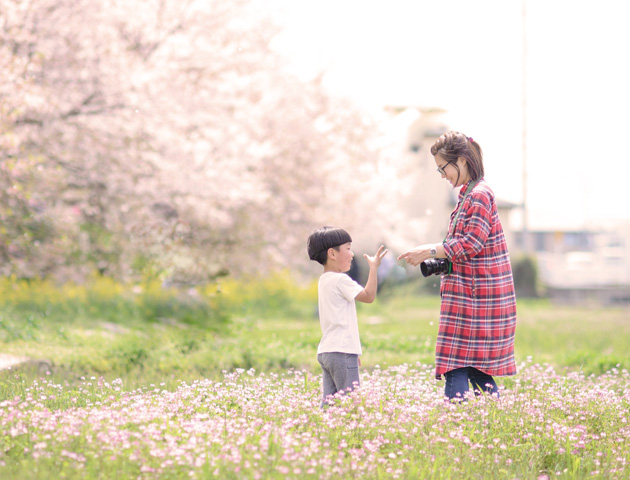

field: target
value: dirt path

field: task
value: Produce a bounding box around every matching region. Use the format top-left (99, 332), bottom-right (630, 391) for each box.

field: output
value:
top-left (0, 354), bottom-right (29, 370)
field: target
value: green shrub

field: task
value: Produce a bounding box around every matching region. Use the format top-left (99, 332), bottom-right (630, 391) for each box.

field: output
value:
top-left (512, 254), bottom-right (539, 298)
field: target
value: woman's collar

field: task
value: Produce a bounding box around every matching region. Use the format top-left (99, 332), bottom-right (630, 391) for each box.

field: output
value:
top-left (458, 177), bottom-right (483, 197)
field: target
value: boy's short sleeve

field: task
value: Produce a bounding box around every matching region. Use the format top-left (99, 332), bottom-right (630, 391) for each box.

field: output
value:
top-left (336, 274), bottom-right (364, 301)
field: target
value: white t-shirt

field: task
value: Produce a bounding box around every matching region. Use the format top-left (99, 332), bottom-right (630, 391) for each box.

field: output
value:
top-left (317, 272), bottom-right (364, 355)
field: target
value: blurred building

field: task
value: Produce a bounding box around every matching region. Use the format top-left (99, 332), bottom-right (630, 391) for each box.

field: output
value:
top-left (514, 225), bottom-right (630, 306)
top-left (392, 107), bottom-right (454, 244)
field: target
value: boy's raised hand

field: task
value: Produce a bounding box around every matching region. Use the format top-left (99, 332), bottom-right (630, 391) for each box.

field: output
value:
top-left (364, 245), bottom-right (388, 268)
top-left (355, 245), bottom-right (388, 304)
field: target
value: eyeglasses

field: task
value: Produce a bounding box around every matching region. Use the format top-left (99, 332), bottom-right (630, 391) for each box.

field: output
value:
top-left (436, 162), bottom-right (449, 175)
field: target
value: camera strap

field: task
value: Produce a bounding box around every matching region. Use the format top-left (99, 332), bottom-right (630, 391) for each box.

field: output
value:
top-left (444, 178), bottom-right (480, 242)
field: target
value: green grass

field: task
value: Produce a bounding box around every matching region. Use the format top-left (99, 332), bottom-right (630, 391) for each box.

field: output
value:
top-left (1, 277), bottom-right (629, 390)
top-left (1, 276), bottom-right (629, 479)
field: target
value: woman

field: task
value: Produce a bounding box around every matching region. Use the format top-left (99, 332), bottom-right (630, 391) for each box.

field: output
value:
top-left (398, 131), bottom-right (517, 401)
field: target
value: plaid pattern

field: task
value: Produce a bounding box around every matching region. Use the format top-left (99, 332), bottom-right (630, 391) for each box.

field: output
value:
top-left (438, 179), bottom-right (517, 379)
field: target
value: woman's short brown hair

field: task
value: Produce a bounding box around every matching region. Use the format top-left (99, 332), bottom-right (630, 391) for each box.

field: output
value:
top-left (431, 131), bottom-right (484, 183)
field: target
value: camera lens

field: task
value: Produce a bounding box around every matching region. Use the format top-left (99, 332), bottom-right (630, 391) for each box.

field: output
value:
top-left (420, 259), bottom-right (451, 277)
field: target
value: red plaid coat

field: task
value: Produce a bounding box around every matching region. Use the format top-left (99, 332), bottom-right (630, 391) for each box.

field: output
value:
top-left (437, 179), bottom-right (517, 379)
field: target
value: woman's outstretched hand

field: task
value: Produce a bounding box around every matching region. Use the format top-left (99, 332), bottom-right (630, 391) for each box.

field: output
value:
top-left (397, 244), bottom-right (433, 267)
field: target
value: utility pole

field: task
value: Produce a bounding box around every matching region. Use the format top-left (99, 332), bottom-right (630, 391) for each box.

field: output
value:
top-left (521, 0), bottom-right (531, 254)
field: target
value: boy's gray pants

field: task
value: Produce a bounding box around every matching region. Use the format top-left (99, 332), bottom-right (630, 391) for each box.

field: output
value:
top-left (317, 352), bottom-right (360, 408)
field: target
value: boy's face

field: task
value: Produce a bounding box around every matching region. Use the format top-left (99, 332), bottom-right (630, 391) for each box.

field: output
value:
top-left (327, 242), bottom-right (354, 272)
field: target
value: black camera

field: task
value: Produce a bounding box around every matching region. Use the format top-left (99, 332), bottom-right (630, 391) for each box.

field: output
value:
top-left (420, 258), bottom-right (452, 277)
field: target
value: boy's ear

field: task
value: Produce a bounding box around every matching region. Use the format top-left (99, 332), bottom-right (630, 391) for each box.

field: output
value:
top-left (327, 247), bottom-right (336, 260)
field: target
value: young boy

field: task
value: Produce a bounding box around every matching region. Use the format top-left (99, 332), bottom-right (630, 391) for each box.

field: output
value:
top-left (307, 226), bottom-right (388, 408)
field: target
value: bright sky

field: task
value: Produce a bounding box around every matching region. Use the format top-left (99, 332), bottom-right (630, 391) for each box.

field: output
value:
top-left (253, 0), bottom-right (630, 230)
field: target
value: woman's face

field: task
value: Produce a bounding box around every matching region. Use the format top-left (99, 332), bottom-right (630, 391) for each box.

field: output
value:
top-left (434, 154), bottom-right (470, 188)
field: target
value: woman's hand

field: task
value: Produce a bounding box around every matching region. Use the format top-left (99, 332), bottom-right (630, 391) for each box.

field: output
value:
top-left (397, 244), bottom-right (434, 267)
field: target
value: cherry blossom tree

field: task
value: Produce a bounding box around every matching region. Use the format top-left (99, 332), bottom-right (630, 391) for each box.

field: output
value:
top-left (1, 0), bottom-right (385, 282)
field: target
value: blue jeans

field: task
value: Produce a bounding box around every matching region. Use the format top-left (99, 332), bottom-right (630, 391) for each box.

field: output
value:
top-left (444, 367), bottom-right (499, 401)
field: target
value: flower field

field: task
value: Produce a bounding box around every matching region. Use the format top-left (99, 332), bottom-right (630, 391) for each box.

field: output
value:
top-left (1, 276), bottom-right (630, 478)
top-left (1, 360), bottom-right (629, 479)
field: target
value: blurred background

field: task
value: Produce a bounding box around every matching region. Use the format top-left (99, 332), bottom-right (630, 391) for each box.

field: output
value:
top-left (2, 0), bottom-right (629, 305)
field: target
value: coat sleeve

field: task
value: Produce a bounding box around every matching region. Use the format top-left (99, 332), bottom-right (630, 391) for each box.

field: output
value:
top-left (443, 190), bottom-right (493, 263)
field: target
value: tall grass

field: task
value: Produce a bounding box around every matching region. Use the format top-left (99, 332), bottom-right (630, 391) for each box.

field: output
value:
top-left (1, 274), bottom-right (629, 386)
top-left (0, 273), bottom-right (316, 388)
top-left (1, 273), bottom-right (629, 478)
